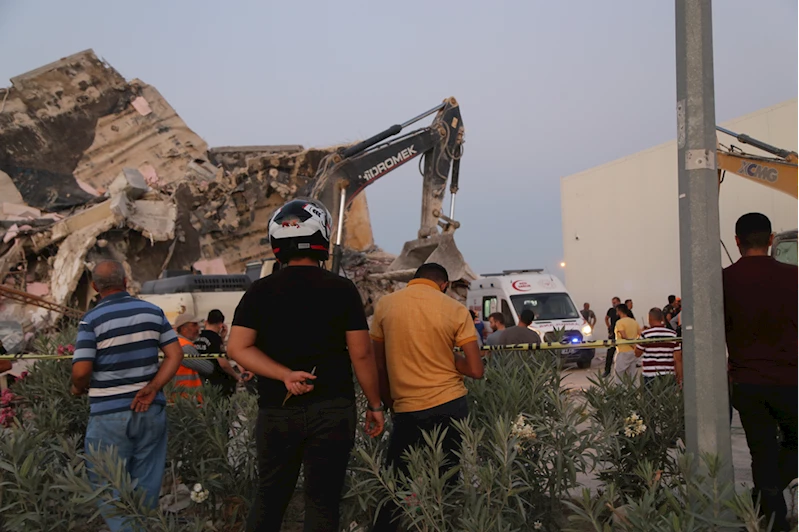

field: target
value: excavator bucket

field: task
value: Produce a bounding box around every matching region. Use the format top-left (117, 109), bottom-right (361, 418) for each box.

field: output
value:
top-left (381, 234), bottom-right (477, 299)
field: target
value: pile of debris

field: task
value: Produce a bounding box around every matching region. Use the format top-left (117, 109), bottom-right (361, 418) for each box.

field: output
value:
top-left (0, 50), bottom-right (402, 346)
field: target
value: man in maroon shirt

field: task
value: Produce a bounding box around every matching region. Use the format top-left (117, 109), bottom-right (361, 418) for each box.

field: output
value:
top-left (723, 212), bottom-right (797, 531)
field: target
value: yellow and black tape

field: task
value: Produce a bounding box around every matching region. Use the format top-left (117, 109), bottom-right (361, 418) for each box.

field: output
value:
top-left (468, 336), bottom-right (683, 352)
top-left (0, 337), bottom-right (682, 361)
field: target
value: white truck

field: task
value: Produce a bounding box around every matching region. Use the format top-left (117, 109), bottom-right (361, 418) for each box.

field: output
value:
top-left (137, 258), bottom-right (279, 326)
top-left (467, 269), bottom-right (595, 368)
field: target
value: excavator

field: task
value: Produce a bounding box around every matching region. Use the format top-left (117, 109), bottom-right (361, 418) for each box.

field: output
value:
top-left (716, 126), bottom-right (797, 199)
top-left (715, 126), bottom-right (797, 265)
top-left (308, 97), bottom-right (471, 285)
top-left (138, 98), bottom-right (475, 324)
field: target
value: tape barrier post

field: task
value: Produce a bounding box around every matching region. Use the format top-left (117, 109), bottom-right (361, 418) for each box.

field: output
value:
top-left (0, 337), bottom-right (682, 360)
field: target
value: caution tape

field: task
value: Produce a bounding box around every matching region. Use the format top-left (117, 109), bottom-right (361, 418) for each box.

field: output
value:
top-left (471, 336), bottom-right (683, 352)
top-left (0, 337), bottom-right (681, 361)
top-left (0, 353), bottom-right (235, 361)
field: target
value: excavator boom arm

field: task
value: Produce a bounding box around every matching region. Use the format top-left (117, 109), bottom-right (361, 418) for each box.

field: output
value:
top-left (716, 127), bottom-right (797, 199)
top-left (308, 98), bottom-right (465, 275)
top-left (319, 127), bottom-right (440, 211)
top-left (717, 150), bottom-right (798, 198)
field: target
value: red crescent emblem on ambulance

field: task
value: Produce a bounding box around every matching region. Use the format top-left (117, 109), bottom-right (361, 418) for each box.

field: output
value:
top-left (511, 280), bottom-right (531, 292)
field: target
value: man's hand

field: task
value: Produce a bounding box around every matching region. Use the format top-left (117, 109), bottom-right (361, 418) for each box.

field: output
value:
top-left (365, 409), bottom-right (384, 438)
top-left (131, 385), bottom-right (158, 412)
top-left (239, 371), bottom-right (254, 382)
top-left (283, 371), bottom-right (316, 396)
top-left (70, 383), bottom-right (87, 396)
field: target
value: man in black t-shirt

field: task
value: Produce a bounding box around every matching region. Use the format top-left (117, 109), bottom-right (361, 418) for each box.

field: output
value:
top-left (194, 309), bottom-right (247, 397)
top-left (227, 199), bottom-right (384, 532)
top-left (603, 297), bottom-right (621, 377)
top-left (662, 295), bottom-right (677, 328)
top-left (624, 299), bottom-right (635, 320)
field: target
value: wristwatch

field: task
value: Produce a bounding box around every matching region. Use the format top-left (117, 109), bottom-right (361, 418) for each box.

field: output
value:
top-left (367, 402), bottom-right (385, 412)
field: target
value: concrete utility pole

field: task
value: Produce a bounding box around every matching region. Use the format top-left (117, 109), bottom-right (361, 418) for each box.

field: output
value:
top-left (675, 0), bottom-right (733, 483)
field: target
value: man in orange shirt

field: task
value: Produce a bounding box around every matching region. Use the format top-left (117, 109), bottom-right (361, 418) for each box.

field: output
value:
top-left (370, 263), bottom-right (483, 532)
top-left (172, 313), bottom-right (214, 400)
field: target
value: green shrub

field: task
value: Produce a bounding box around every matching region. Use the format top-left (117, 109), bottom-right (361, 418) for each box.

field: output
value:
top-left (11, 359), bottom-right (89, 440)
top-left (1, 336), bottom-right (781, 531)
top-left (582, 373), bottom-right (685, 498)
top-left (342, 352), bottom-right (601, 531)
top-left (163, 383), bottom-right (259, 526)
top-left (563, 454), bottom-right (765, 532)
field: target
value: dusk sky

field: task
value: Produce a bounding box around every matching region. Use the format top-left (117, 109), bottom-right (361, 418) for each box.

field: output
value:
top-left (1, 0), bottom-right (796, 276)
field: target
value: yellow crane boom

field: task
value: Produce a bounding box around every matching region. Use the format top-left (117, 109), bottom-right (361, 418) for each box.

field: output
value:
top-left (716, 126), bottom-right (798, 198)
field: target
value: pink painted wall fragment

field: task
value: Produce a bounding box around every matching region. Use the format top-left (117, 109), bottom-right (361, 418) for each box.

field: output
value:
top-left (131, 96), bottom-right (152, 116)
top-left (138, 164), bottom-right (160, 186)
top-left (75, 178), bottom-right (100, 197)
top-left (3, 224), bottom-right (18, 243)
top-left (193, 258), bottom-right (228, 275)
top-left (26, 282), bottom-right (50, 297)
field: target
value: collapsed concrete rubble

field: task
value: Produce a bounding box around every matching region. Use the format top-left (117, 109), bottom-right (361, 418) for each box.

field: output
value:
top-left (0, 50), bottom-right (421, 348)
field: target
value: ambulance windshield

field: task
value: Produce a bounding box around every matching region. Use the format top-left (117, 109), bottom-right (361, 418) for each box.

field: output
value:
top-left (510, 293), bottom-right (580, 321)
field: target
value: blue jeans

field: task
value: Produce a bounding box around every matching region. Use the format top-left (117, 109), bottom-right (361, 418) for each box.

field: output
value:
top-left (85, 405), bottom-right (168, 532)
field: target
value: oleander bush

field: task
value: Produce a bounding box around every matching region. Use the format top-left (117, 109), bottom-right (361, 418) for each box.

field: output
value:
top-left (342, 352), bottom-right (600, 531)
top-left (582, 373), bottom-right (686, 499)
top-left (0, 333), bottom-right (777, 531)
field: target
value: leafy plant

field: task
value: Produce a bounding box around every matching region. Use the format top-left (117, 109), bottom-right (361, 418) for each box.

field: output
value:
top-left (2, 330), bottom-right (778, 531)
top-left (164, 382), bottom-right (259, 525)
top-left (11, 359), bottom-right (90, 440)
top-left (563, 454), bottom-right (765, 532)
top-left (582, 373), bottom-right (685, 498)
top-left (342, 351), bottom-right (600, 531)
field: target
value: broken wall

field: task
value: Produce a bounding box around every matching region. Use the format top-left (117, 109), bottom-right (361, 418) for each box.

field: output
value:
top-left (189, 145), bottom-right (375, 274)
top-left (0, 49), bottom-right (405, 336)
top-left (0, 50), bottom-right (214, 210)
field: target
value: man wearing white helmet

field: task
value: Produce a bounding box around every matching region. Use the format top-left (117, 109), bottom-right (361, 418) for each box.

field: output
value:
top-left (228, 198), bottom-right (385, 532)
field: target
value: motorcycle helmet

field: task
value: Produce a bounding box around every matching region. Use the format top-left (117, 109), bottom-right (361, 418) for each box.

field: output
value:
top-left (268, 199), bottom-right (332, 263)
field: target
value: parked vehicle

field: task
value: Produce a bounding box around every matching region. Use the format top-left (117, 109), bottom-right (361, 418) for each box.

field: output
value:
top-left (772, 230), bottom-right (797, 266)
top-left (468, 269), bottom-right (595, 368)
top-left (139, 273), bottom-right (252, 328)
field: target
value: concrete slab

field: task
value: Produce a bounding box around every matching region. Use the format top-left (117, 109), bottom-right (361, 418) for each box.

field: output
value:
top-left (50, 200), bottom-right (113, 242)
top-left (108, 168), bottom-right (148, 200)
top-left (126, 199), bottom-right (176, 241)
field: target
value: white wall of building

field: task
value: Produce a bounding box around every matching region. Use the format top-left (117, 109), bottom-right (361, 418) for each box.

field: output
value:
top-left (561, 99), bottom-right (797, 328)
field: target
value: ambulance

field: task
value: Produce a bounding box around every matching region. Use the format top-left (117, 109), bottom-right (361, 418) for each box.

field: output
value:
top-left (468, 269), bottom-right (595, 368)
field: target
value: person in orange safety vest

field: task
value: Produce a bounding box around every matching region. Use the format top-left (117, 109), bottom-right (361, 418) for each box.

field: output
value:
top-left (172, 313), bottom-right (214, 402)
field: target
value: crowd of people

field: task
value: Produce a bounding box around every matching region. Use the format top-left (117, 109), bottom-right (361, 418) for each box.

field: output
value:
top-left (62, 202), bottom-right (796, 531)
top-left (595, 294), bottom-right (683, 385)
top-left (66, 199), bottom-right (483, 532)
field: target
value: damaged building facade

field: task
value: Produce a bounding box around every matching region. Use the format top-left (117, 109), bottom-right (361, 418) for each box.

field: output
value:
top-left (0, 50), bottom-right (412, 350)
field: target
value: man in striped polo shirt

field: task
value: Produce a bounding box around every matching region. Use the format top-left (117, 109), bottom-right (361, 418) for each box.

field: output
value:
top-left (71, 260), bottom-right (184, 531)
top-left (634, 308), bottom-right (682, 388)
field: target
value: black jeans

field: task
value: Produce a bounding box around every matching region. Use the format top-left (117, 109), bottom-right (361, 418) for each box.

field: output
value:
top-left (731, 383), bottom-right (798, 531)
top-left (246, 398), bottom-right (356, 532)
top-left (604, 341), bottom-right (616, 376)
top-left (372, 396), bottom-right (469, 532)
